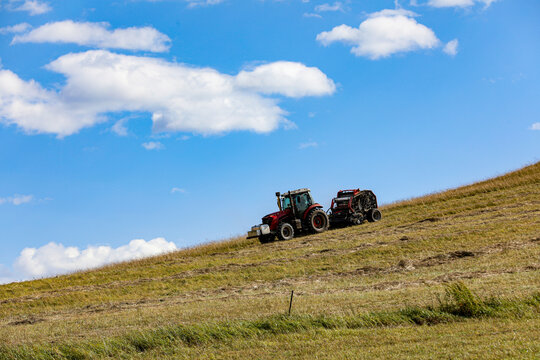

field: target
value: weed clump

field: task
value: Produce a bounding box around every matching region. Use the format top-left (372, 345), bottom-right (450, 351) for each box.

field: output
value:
top-left (439, 282), bottom-right (491, 317)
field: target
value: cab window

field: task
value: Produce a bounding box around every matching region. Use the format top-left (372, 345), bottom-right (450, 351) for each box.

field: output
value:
top-left (282, 197), bottom-right (291, 209)
top-left (294, 193), bottom-right (312, 213)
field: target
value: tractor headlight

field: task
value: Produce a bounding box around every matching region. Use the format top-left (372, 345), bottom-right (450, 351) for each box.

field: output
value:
top-left (260, 224), bottom-right (270, 235)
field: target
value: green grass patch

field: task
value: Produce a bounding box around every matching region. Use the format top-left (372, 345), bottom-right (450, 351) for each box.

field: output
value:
top-left (2, 284), bottom-right (539, 360)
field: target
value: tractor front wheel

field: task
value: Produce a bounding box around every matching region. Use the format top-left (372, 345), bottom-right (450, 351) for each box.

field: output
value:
top-left (277, 222), bottom-right (294, 241)
top-left (308, 209), bottom-right (329, 233)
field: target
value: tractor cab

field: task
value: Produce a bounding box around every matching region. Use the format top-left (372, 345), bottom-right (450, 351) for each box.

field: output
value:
top-left (278, 189), bottom-right (314, 216)
top-left (248, 188), bottom-right (329, 243)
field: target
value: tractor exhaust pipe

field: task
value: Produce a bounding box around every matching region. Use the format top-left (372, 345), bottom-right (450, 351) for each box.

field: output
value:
top-left (276, 192), bottom-right (282, 211)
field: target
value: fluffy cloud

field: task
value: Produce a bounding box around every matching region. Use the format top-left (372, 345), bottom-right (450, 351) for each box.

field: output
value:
top-left (13, 238), bottom-right (177, 280)
top-left (316, 9), bottom-right (440, 59)
top-left (0, 23), bottom-right (31, 34)
top-left (0, 50), bottom-right (335, 137)
top-left (236, 61), bottom-right (336, 98)
top-left (171, 187), bottom-right (186, 193)
top-left (0, 194), bottom-right (33, 205)
top-left (530, 122), bottom-right (540, 131)
top-left (427, 0), bottom-right (496, 8)
top-left (142, 141), bottom-right (164, 150)
top-left (443, 39), bottom-right (459, 56)
top-left (9, 0), bottom-right (51, 15)
top-left (12, 21), bottom-right (171, 52)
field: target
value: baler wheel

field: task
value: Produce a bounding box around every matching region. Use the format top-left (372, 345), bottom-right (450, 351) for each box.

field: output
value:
top-left (367, 208), bottom-right (382, 222)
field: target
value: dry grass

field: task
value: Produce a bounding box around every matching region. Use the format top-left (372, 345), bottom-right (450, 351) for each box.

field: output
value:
top-left (0, 161), bottom-right (538, 358)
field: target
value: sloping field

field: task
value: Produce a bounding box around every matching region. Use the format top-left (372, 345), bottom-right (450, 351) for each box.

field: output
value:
top-left (0, 162), bottom-right (539, 359)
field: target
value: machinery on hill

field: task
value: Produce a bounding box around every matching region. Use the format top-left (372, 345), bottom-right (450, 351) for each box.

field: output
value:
top-left (328, 189), bottom-right (381, 226)
top-left (247, 188), bottom-right (329, 243)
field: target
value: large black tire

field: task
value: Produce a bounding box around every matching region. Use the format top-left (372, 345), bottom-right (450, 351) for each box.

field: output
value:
top-left (258, 234), bottom-right (275, 244)
top-left (367, 208), bottom-right (382, 222)
top-left (277, 222), bottom-right (294, 241)
top-left (307, 209), bottom-right (329, 233)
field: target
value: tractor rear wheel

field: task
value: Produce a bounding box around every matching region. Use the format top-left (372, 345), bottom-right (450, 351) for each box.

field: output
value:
top-left (367, 208), bottom-right (382, 222)
top-left (308, 209), bottom-right (329, 233)
top-left (277, 222), bottom-right (294, 241)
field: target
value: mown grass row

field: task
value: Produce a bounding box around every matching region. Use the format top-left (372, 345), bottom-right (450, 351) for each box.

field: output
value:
top-left (2, 283), bottom-right (539, 360)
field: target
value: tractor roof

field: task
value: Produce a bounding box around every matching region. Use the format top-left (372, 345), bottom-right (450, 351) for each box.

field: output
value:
top-left (281, 188), bottom-right (311, 196)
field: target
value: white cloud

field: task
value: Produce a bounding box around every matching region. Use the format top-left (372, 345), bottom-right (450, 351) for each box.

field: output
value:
top-left (11, 238), bottom-right (177, 280)
top-left (427, 0), bottom-right (496, 8)
top-left (236, 61), bottom-right (336, 98)
top-left (0, 50), bottom-right (335, 137)
top-left (13, 20), bottom-right (171, 52)
top-left (0, 23), bottom-right (31, 35)
top-left (10, 0), bottom-right (51, 15)
top-left (299, 141), bottom-right (318, 149)
top-left (315, 2), bottom-right (344, 12)
top-left (111, 118), bottom-right (129, 136)
top-left (443, 39), bottom-right (458, 56)
top-left (0, 194), bottom-right (33, 205)
top-left (171, 187), bottom-right (186, 193)
top-left (530, 122), bottom-right (540, 131)
top-left (142, 141), bottom-right (164, 150)
top-left (316, 9), bottom-right (440, 59)
top-left (303, 12), bottom-right (322, 18)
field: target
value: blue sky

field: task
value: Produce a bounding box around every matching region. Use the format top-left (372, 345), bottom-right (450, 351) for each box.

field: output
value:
top-left (0, 0), bottom-right (539, 283)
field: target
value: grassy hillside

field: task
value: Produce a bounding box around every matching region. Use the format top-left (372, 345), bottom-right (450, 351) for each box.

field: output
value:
top-left (1, 162), bottom-right (539, 359)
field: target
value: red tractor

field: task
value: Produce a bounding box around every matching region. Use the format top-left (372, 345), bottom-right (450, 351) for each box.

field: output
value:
top-left (247, 188), bottom-right (329, 243)
top-left (328, 189), bottom-right (381, 226)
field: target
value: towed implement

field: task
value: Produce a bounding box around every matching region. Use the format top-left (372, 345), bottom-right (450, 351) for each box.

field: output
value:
top-left (328, 189), bottom-right (381, 226)
top-left (247, 188), bottom-right (329, 243)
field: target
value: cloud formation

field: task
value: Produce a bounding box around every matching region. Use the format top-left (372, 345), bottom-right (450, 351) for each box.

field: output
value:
top-left (0, 194), bottom-right (33, 205)
top-left (427, 0), bottom-right (496, 8)
top-left (0, 23), bottom-right (31, 35)
top-left (316, 9), bottom-right (440, 59)
top-left (315, 2), bottom-right (345, 12)
top-left (0, 50), bottom-right (335, 137)
top-left (12, 21), bottom-right (171, 52)
top-left (12, 238), bottom-right (177, 281)
top-left (530, 122), bottom-right (540, 131)
top-left (236, 61), bottom-right (336, 98)
top-left (142, 141), bottom-right (164, 150)
top-left (9, 0), bottom-right (51, 15)
top-left (443, 39), bottom-right (459, 56)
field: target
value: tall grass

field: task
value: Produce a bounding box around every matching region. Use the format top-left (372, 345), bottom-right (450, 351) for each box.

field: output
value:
top-left (2, 284), bottom-right (539, 360)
